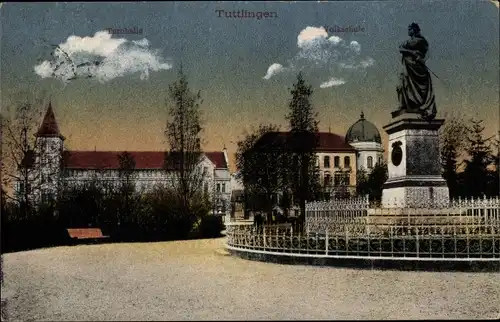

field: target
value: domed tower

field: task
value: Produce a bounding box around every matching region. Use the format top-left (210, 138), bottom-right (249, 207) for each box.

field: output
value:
top-left (345, 112), bottom-right (384, 173)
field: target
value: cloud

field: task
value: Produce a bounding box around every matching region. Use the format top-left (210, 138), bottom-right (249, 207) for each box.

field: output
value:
top-left (263, 63), bottom-right (285, 80)
top-left (320, 78), bottom-right (346, 88)
top-left (360, 58), bottom-right (375, 68)
top-left (349, 41), bottom-right (361, 53)
top-left (34, 31), bottom-right (172, 83)
top-left (297, 26), bottom-right (328, 48)
top-left (263, 26), bottom-right (375, 87)
top-left (328, 35), bottom-right (342, 45)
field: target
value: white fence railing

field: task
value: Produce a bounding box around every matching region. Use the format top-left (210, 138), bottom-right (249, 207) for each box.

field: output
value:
top-left (305, 195), bottom-right (500, 236)
top-left (226, 196), bottom-right (500, 260)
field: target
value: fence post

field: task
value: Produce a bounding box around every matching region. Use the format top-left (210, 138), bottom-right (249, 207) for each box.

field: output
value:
top-left (263, 226), bottom-right (266, 250)
top-left (416, 227), bottom-right (419, 257)
top-left (325, 228), bottom-right (329, 255)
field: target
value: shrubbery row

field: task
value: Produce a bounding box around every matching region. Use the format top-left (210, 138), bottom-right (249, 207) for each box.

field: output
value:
top-left (1, 183), bottom-right (224, 253)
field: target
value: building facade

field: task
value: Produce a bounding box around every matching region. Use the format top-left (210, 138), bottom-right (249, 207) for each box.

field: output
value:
top-left (17, 103), bottom-right (232, 215)
top-left (248, 112), bottom-right (384, 199)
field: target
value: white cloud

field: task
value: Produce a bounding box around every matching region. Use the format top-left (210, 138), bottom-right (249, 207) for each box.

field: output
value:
top-left (320, 78), bottom-right (346, 88)
top-left (34, 30), bottom-right (172, 83)
top-left (349, 41), bottom-right (361, 53)
top-left (263, 63), bottom-right (285, 80)
top-left (132, 39), bottom-right (150, 47)
top-left (360, 58), bottom-right (375, 68)
top-left (263, 26), bottom-right (374, 86)
top-left (34, 61), bottom-right (54, 78)
top-left (297, 26), bottom-right (328, 48)
top-left (328, 35), bottom-right (342, 45)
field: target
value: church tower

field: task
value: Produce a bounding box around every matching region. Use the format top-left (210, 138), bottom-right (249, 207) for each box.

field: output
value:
top-left (35, 102), bottom-right (65, 203)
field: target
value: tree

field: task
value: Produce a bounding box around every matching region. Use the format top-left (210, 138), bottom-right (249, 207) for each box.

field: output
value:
top-left (164, 66), bottom-right (206, 213)
top-left (487, 132), bottom-right (500, 196)
top-left (365, 162), bottom-right (388, 202)
top-left (462, 119), bottom-right (494, 198)
top-left (285, 72), bottom-right (320, 231)
top-left (356, 167), bottom-right (369, 196)
top-left (116, 151), bottom-right (142, 233)
top-left (439, 116), bottom-right (469, 198)
top-left (0, 92), bottom-right (57, 219)
top-left (235, 124), bottom-right (283, 218)
top-left (117, 151), bottom-right (137, 200)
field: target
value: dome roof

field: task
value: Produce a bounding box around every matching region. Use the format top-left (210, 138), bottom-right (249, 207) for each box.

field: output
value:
top-left (345, 112), bottom-right (382, 144)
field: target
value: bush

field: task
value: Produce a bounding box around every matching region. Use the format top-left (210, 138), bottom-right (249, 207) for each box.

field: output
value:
top-left (3, 184), bottom-right (216, 250)
top-left (134, 186), bottom-right (212, 241)
top-left (198, 215), bottom-right (224, 238)
top-left (1, 202), bottom-right (72, 253)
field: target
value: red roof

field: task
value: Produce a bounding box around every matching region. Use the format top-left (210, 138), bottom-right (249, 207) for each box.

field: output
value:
top-left (63, 151), bottom-right (227, 170)
top-left (205, 152), bottom-right (227, 169)
top-left (36, 102), bottom-right (64, 139)
top-left (254, 131), bottom-right (355, 152)
top-left (316, 132), bottom-right (355, 152)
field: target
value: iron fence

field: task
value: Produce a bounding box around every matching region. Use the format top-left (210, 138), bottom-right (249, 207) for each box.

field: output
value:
top-left (226, 196), bottom-right (500, 260)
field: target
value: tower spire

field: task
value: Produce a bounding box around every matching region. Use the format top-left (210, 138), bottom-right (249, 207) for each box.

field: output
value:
top-left (36, 101), bottom-right (64, 140)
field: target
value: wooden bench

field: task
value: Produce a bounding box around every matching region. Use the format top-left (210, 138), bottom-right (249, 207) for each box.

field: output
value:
top-left (66, 228), bottom-right (109, 244)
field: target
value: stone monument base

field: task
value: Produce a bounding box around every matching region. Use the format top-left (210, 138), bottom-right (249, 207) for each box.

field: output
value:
top-left (381, 177), bottom-right (450, 208)
top-left (381, 112), bottom-right (450, 209)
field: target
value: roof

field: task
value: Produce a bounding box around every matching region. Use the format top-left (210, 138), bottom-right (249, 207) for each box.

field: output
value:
top-left (345, 112), bottom-right (382, 144)
top-left (63, 151), bottom-right (227, 170)
top-left (205, 152), bottom-right (227, 169)
top-left (253, 131), bottom-right (355, 152)
top-left (36, 102), bottom-right (65, 139)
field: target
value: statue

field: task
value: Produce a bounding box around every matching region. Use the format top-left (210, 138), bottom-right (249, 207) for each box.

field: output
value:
top-left (395, 23), bottom-right (437, 121)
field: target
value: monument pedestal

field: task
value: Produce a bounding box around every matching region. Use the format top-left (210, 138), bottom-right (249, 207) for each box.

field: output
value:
top-left (381, 112), bottom-right (449, 208)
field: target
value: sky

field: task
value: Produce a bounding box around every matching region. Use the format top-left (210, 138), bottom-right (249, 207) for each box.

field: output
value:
top-left (1, 1), bottom-right (499, 172)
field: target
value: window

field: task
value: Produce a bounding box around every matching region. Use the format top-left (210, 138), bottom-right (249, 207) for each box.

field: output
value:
top-left (334, 173), bottom-right (342, 185)
top-left (216, 183), bottom-right (221, 192)
top-left (344, 156), bottom-right (350, 168)
top-left (378, 156), bottom-right (383, 165)
top-left (204, 182), bottom-right (209, 195)
top-left (324, 172), bottom-right (332, 186)
top-left (203, 167), bottom-right (208, 175)
top-left (323, 156), bottom-right (330, 168)
top-left (343, 173), bottom-right (350, 186)
top-left (367, 156), bottom-right (373, 169)
top-left (222, 183), bottom-right (226, 193)
top-left (334, 156), bottom-right (340, 167)
top-left (334, 173), bottom-right (350, 186)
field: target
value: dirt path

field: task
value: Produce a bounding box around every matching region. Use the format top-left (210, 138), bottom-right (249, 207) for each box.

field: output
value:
top-left (2, 238), bottom-right (499, 321)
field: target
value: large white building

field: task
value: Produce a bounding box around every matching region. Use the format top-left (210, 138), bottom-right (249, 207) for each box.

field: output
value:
top-left (17, 103), bottom-right (232, 214)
